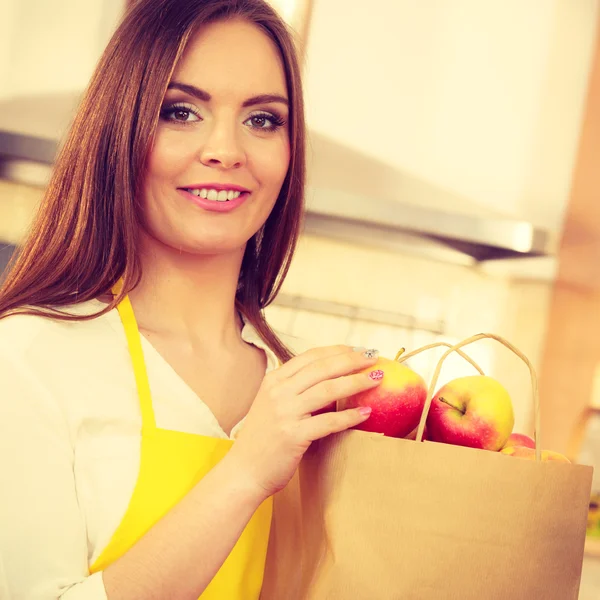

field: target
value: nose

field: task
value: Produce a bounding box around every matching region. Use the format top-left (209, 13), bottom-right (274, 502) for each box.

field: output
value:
top-left (198, 120), bottom-right (245, 170)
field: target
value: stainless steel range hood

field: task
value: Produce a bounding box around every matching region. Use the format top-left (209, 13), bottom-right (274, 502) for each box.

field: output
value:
top-left (0, 92), bottom-right (555, 264)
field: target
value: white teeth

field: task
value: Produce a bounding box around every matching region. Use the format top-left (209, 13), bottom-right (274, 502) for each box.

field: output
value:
top-left (185, 188), bottom-right (244, 201)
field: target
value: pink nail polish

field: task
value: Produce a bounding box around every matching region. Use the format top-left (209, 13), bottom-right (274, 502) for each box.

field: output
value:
top-left (358, 406), bottom-right (372, 416)
top-left (369, 369), bottom-right (384, 381)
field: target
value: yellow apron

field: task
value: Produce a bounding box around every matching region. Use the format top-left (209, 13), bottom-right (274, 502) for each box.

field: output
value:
top-left (89, 288), bottom-right (273, 599)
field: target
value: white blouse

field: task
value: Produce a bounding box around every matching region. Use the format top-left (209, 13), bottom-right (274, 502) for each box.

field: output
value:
top-left (0, 300), bottom-right (280, 600)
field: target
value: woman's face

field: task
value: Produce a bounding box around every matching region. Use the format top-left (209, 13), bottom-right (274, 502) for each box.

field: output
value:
top-left (143, 18), bottom-right (290, 256)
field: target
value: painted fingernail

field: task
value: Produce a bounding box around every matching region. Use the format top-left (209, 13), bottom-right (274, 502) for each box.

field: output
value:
top-left (363, 348), bottom-right (379, 359)
top-left (358, 406), bottom-right (372, 416)
top-left (369, 369), bottom-right (384, 381)
top-left (353, 346), bottom-right (367, 352)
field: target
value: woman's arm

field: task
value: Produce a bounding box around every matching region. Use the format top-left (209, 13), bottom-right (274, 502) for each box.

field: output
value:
top-left (1, 344), bottom-right (377, 600)
top-left (105, 344), bottom-right (379, 599)
top-left (0, 350), bottom-right (264, 600)
top-left (0, 355), bottom-right (110, 600)
top-left (102, 454), bottom-right (265, 599)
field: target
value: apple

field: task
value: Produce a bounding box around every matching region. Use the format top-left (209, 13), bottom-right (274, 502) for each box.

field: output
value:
top-left (426, 375), bottom-right (514, 451)
top-left (502, 433), bottom-right (535, 450)
top-left (500, 445), bottom-right (570, 463)
top-left (339, 357), bottom-right (428, 438)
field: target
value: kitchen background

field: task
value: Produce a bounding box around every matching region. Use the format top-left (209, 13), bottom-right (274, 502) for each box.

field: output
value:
top-left (1, 0), bottom-right (600, 597)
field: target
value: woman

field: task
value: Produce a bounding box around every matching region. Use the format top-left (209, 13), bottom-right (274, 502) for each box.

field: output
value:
top-left (0, 1), bottom-right (382, 598)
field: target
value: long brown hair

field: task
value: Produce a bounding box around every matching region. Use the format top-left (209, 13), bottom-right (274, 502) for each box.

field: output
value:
top-left (0, 0), bottom-right (305, 362)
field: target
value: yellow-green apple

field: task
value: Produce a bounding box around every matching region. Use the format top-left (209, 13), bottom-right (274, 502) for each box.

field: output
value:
top-left (500, 445), bottom-right (570, 463)
top-left (426, 375), bottom-right (514, 451)
top-left (339, 357), bottom-right (428, 438)
top-left (502, 433), bottom-right (535, 450)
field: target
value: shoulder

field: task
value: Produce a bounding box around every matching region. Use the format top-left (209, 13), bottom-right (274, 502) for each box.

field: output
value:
top-left (0, 300), bottom-right (119, 363)
top-left (0, 300), bottom-right (133, 442)
top-left (0, 300), bottom-right (127, 426)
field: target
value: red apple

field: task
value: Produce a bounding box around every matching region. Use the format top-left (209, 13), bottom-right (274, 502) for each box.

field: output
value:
top-left (500, 445), bottom-right (570, 463)
top-left (502, 433), bottom-right (535, 450)
top-left (339, 357), bottom-right (428, 438)
top-left (426, 375), bottom-right (514, 451)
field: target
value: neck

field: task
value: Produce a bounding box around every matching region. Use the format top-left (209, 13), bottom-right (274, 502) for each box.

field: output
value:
top-left (127, 236), bottom-right (246, 349)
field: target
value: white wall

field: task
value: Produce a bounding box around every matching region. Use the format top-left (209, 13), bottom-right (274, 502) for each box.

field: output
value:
top-left (303, 0), bottom-right (598, 232)
top-left (0, 0), bottom-right (18, 98)
top-left (0, 0), bottom-right (125, 99)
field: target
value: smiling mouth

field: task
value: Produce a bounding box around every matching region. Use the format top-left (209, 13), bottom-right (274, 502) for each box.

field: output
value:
top-left (180, 188), bottom-right (249, 202)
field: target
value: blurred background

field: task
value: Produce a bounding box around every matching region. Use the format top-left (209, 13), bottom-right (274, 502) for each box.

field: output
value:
top-left (1, 0), bottom-right (600, 595)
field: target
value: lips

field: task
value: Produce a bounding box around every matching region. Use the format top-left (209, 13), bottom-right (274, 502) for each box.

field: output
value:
top-left (182, 188), bottom-right (244, 202)
top-left (177, 187), bottom-right (250, 213)
top-left (181, 183), bottom-right (251, 192)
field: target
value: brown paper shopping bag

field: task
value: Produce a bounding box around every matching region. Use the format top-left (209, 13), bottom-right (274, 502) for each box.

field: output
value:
top-left (261, 334), bottom-right (594, 600)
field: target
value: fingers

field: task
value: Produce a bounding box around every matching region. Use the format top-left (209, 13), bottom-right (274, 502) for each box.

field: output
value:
top-left (287, 348), bottom-right (379, 395)
top-left (302, 406), bottom-right (373, 442)
top-left (300, 371), bottom-right (382, 415)
top-left (273, 345), bottom-right (353, 380)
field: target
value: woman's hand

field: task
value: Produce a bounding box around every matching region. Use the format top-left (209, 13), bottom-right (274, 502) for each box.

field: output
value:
top-left (229, 345), bottom-right (382, 499)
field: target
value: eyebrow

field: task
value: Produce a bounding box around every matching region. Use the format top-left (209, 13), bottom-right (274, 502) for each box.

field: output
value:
top-left (167, 81), bottom-right (289, 107)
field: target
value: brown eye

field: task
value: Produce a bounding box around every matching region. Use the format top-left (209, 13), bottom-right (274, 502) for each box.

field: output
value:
top-left (251, 116), bottom-right (268, 128)
top-left (244, 111), bottom-right (285, 132)
top-left (174, 109), bottom-right (191, 121)
top-left (160, 104), bottom-right (200, 124)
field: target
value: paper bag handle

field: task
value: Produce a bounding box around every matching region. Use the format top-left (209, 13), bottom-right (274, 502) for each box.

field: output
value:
top-left (413, 333), bottom-right (541, 461)
top-left (396, 342), bottom-right (485, 376)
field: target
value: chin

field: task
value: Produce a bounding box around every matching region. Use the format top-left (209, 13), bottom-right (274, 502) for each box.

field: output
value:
top-left (141, 207), bottom-right (269, 257)
top-left (151, 228), bottom-right (252, 257)
top-left (170, 237), bottom-right (248, 256)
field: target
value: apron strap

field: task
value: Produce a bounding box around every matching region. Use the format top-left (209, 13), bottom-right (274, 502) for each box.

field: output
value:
top-left (112, 281), bottom-right (157, 432)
